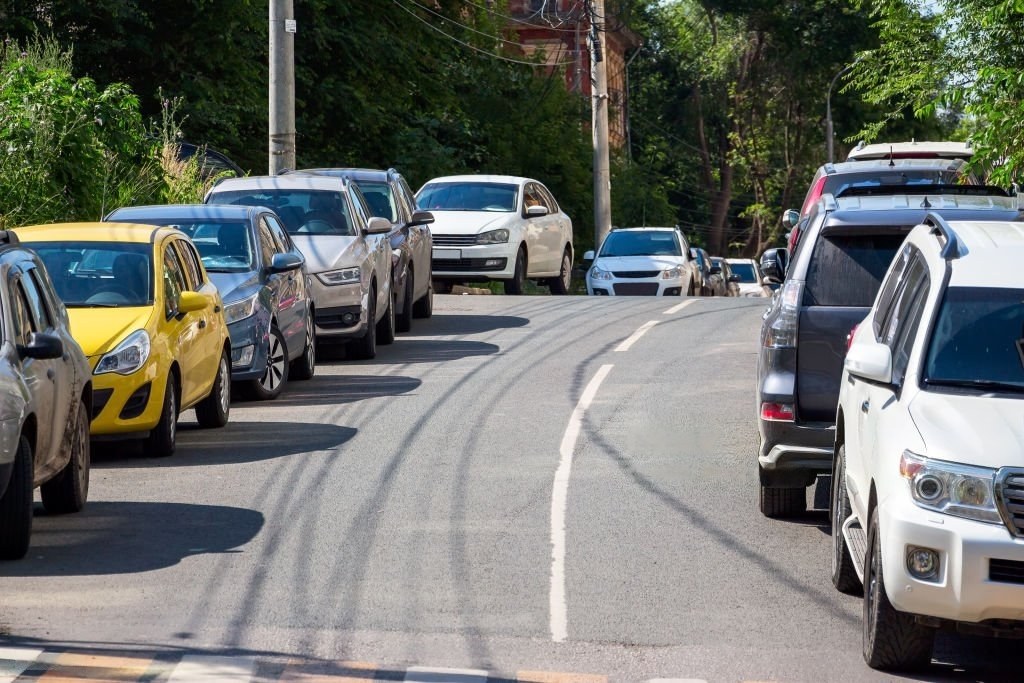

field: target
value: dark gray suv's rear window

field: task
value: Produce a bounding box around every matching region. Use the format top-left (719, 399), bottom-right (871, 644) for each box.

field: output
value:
top-left (804, 232), bottom-right (907, 307)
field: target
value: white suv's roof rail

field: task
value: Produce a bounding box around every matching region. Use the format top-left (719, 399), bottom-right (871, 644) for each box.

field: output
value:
top-left (923, 211), bottom-right (967, 260)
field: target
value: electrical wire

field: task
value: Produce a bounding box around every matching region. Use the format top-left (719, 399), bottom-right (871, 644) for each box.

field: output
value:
top-left (457, 0), bottom-right (585, 33)
top-left (401, 0), bottom-right (551, 52)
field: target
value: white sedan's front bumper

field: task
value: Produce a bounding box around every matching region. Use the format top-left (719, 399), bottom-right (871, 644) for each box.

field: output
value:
top-left (432, 243), bottom-right (515, 280)
top-left (586, 273), bottom-right (686, 296)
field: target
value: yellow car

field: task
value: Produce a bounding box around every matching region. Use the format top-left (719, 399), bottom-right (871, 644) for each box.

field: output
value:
top-left (12, 223), bottom-right (232, 457)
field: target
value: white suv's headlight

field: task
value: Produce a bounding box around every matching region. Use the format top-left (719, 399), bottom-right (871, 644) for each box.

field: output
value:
top-left (589, 265), bottom-right (612, 281)
top-left (661, 265), bottom-right (686, 280)
top-left (223, 293), bottom-right (258, 324)
top-left (95, 329), bottom-right (151, 376)
top-left (477, 229), bottom-right (510, 244)
top-left (900, 451), bottom-right (1001, 524)
top-left (316, 267), bottom-right (361, 286)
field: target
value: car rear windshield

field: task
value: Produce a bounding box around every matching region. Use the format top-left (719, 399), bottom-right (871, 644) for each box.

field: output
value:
top-left (823, 170), bottom-right (961, 198)
top-left (30, 242), bottom-right (153, 307)
top-left (600, 231), bottom-right (681, 257)
top-left (924, 286), bottom-right (1024, 390)
top-left (209, 189), bottom-right (356, 236)
top-left (417, 182), bottom-right (518, 212)
top-left (803, 232), bottom-right (907, 307)
top-left (729, 262), bottom-right (757, 282)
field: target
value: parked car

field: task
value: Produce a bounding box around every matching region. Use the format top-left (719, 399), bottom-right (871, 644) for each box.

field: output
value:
top-left (417, 175), bottom-right (573, 295)
top-left (297, 168), bottom-right (435, 330)
top-left (12, 223), bottom-right (232, 458)
top-left (833, 214), bottom-right (1024, 670)
top-left (783, 157), bottom-right (978, 252)
top-left (584, 227), bottom-right (698, 296)
top-left (0, 231), bottom-right (92, 560)
top-left (175, 142), bottom-right (245, 179)
top-left (689, 247), bottom-right (721, 296)
top-left (725, 258), bottom-right (771, 297)
top-left (709, 256), bottom-right (739, 297)
top-left (105, 204), bottom-right (315, 400)
top-left (755, 186), bottom-right (1021, 518)
top-left (205, 175), bottom-right (394, 359)
top-left (846, 139), bottom-right (973, 162)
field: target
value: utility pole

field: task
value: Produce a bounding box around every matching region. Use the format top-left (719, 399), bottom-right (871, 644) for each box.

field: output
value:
top-left (269, 0), bottom-right (296, 174)
top-left (590, 0), bottom-right (612, 250)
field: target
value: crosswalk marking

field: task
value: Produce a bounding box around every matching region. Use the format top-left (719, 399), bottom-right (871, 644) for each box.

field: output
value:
top-left (404, 666), bottom-right (488, 682)
top-left (165, 655), bottom-right (256, 682)
top-left (0, 648), bottom-right (43, 683)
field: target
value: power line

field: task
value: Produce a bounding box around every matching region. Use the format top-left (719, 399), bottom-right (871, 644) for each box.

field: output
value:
top-left (402, 0), bottom-right (547, 52)
top-left (457, 0), bottom-right (585, 34)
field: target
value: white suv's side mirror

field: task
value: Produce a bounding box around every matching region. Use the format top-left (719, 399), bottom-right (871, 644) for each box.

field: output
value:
top-left (845, 340), bottom-right (893, 384)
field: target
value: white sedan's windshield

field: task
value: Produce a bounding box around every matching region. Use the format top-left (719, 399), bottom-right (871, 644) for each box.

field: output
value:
top-left (600, 231), bottom-right (681, 257)
top-left (418, 182), bottom-right (518, 212)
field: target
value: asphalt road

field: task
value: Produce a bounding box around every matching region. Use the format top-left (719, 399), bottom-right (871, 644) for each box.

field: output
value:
top-left (0, 295), bottom-right (1018, 682)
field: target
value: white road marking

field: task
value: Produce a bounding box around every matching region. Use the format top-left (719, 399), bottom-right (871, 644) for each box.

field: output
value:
top-left (0, 648), bottom-right (43, 683)
top-left (550, 363), bottom-right (614, 642)
top-left (165, 655), bottom-right (256, 682)
top-left (663, 298), bottom-right (698, 315)
top-left (615, 320), bottom-right (659, 352)
top-left (405, 666), bottom-right (488, 682)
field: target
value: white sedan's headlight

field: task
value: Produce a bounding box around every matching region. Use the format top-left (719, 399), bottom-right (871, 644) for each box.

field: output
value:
top-left (589, 265), bottom-right (613, 281)
top-left (477, 229), bottom-right (510, 244)
top-left (661, 265), bottom-right (686, 280)
top-left (223, 293), bottom-right (258, 324)
top-left (316, 267), bottom-right (361, 286)
top-left (95, 329), bottom-right (151, 376)
top-left (900, 451), bottom-right (1001, 524)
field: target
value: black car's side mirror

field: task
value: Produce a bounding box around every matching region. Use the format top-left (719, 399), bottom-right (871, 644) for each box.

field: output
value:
top-left (407, 209), bottom-right (435, 228)
top-left (270, 252), bottom-right (304, 273)
top-left (19, 332), bottom-right (64, 360)
top-left (760, 247), bottom-right (789, 283)
top-left (708, 266), bottom-right (722, 276)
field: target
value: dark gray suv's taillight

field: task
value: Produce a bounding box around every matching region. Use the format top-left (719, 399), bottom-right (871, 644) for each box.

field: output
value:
top-left (763, 280), bottom-right (804, 348)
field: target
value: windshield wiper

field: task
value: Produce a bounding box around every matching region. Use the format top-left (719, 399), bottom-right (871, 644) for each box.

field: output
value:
top-left (924, 378), bottom-right (1024, 393)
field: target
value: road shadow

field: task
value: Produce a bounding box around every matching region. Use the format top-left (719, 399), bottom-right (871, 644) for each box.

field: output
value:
top-left (233, 375), bottom-right (421, 408)
top-left (91, 421), bottom-right (355, 467)
top-left (410, 313), bottom-right (529, 336)
top-left (319, 339), bottom-right (500, 364)
top-left (1, 501), bottom-right (263, 576)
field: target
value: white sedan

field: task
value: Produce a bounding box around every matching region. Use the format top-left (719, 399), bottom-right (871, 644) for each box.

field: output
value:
top-left (417, 175), bottom-right (574, 295)
top-left (584, 227), bottom-right (699, 296)
top-left (725, 258), bottom-right (772, 297)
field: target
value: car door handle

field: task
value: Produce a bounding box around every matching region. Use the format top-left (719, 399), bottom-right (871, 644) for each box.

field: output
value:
top-left (861, 400), bottom-right (870, 414)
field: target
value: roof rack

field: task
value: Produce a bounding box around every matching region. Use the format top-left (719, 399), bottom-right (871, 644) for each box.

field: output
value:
top-left (923, 212), bottom-right (966, 261)
top-left (836, 184), bottom-right (1010, 199)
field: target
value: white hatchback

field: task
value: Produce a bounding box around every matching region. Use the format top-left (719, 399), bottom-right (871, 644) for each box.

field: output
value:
top-left (584, 227), bottom-right (699, 296)
top-left (833, 214), bottom-right (1024, 671)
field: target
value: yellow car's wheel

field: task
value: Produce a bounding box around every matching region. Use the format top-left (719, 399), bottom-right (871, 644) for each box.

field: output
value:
top-left (144, 376), bottom-right (177, 458)
top-left (196, 350), bottom-right (230, 428)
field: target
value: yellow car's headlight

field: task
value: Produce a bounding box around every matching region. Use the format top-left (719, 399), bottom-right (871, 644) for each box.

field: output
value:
top-left (95, 329), bottom-right (151, 375)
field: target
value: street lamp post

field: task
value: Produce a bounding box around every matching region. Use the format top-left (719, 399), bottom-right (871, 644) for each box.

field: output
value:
top-left (826, 61), bottom-right (857, 163)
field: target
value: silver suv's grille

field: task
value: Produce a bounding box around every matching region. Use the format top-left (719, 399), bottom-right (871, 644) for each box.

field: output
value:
top-left (433, 235), bottom-right (478, 246)
top-left (994, 468), bottom-right (1024, 537)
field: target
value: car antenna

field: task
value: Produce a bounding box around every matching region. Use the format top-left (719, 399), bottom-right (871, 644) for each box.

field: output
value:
top-left (888, 145), bottom-right (895, 167)
top-left (921, 195), bottom-right (932, 208)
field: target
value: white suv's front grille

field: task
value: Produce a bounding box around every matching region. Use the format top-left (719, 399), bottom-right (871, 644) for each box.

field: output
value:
top-left (994, 468), bottom-right (1024, 537)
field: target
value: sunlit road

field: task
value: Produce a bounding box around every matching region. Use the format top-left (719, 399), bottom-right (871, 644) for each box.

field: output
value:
top-left (1, 295), bottom-right (1017, 682)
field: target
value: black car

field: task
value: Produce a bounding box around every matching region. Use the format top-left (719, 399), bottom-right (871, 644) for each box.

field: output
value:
top-left (755, 185), bottom-right (1020, 518)
top-left (296, 168), bottom-right (434, 332)
top-left (689, 247), bottom-right (722, 296)
top-left (709, 257), bottom-right (740, 297)
top-left (105, 204), bottom-right (315, 400)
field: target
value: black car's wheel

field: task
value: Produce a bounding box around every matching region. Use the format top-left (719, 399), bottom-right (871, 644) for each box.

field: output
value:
top-left (396, 272), bottom-right (414, 333)
top-left (759, 484), bottom-right (806, 518)
top-left (40, 399), bottom-right (90, 514)
top-left (413, 279), bottom-right (433, 319)
top-left (863, 508), bottom-right (934, 670)
top-left (246, 326), bottom-right (288, 400)
top-left (504, 246), bottom-right (527, 295)
top-left (196, 350), bottom-right (231, 428)
top-left (144, 376), bottom-right (178, 457)
top-left (0, 435), bottom-right (33, 560)
top-left (348, 287), bottom-right (377, 360)
top-left (290, 310), bottom-right (316, 380)
top-left (831, 445), bottom-right (862, 594)
top-left (548, 248), bottom-right (572, 295)
top-left (377, 284), bottom-right (396, 345)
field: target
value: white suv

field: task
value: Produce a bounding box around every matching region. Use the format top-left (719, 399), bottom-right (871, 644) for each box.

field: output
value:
top-left (833, 213), bottom-right (1024, 670)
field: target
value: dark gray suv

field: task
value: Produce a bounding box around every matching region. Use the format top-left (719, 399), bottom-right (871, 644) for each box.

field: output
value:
top-left (755, 185), bottom-right (1021, 517)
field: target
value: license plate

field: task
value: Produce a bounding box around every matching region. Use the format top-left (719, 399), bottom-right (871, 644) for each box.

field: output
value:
top-left (433, 248), bottom-right (461, 260)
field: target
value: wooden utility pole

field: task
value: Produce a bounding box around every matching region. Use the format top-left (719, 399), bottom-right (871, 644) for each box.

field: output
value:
top-left (590, 0), bottom-right (612, 250)
top-left (269, 0), bottom-right (296, 174)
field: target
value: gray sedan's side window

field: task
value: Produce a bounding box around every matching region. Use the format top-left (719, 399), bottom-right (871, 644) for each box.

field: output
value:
top-left (265, 215), bottom-right (292, 254)
top-left (10, 280), bottom-right (36, 345)
top-left (20, 270), bottom-right (52, 331)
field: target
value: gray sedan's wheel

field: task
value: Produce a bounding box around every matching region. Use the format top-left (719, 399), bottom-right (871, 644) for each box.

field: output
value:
top-left (246, 326), bottom-right (288, 400)
top-left (413, 279), bottom-right (433, 319)
top-left (41, 399), bottom-right (90, 514)
top-left (144, 376), bottom-right (177, 458)
top-left (377, 285), bottom-right (396, 345)
top-left (290, 311), bottom-right (316, 381)
top-left (348, 287), bottom-right (377, 360)
top-left (0, 435), bottom-right (33, 560)
top-left (396, 273), bottom-right (414, 333)
top-left (831, 445), bottom-right (862, 594)
top-left (196, 350), bottom-right (231, 428)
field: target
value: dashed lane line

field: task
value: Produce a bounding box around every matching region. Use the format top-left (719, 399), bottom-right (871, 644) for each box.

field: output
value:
top-left (662, 299), bottom-right (699, 315)
top-left (615, 320), bottom-right (659, 352)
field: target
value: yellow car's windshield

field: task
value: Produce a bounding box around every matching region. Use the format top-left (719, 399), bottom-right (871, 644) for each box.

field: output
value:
top-left (30, 242), bottom-right (153, 307)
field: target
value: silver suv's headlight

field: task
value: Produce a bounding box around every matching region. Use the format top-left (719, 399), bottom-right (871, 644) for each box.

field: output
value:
top-left (477, 229), bottom-right (510, 244)
top-left (95, 329), bottom-right (151, 376)
top-left (589, 265), bottom-right (613, 281)
top-left (223, 293), bottom-right (258, 324)
top-left (316, 267), bottom-right (361, 286)
top-left (900, 450), bottom-right (1001, 524)
top-left (661, 265), bottom-right (686, 280)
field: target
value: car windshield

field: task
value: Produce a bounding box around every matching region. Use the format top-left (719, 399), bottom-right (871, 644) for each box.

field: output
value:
top-left (924, 286), bottom-right (1024, 390)
top-left (418, 182), bottom-right (518, 212)
top-left (356, 181), bottom-right (398, 222)
top-left (209, 189), bottom-right (356, 236)
top-left (730, 262), bottom-right (757, 282)
top-left (600, 232), bottom-right (680, 257)
top-left (29, 242), bottom-right (153, 307)
top-left (113, 218), bottom-right (255, 273)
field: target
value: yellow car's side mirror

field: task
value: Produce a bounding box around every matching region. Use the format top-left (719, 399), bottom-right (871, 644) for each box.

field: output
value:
top-left (177, 291), bottom-right (209, 314)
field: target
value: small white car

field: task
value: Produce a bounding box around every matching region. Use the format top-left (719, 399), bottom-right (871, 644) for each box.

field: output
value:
top-left (417, 175), bottom-right (573, 295)
top-left (584, 227), bottom-right (698, 296)
top-left (724, 258), bottom-right (771, 297)
top-left (833, 214), bottom-right (1024, 670)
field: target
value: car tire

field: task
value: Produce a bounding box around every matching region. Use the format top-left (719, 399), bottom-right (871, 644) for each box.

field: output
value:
top-left (504, 246), bottom-right (527, 295)
top-left (831, 445), bottom-right (862, 594)
top-left (396, 273), bottom-right (414, 333)
top-left (413, 279), bottom-right (433, 319)
top-left (245, 326), bottom-right (287, 400)
top-left (40, 399), bottom-right (90, 515)
top-left (196, 350), bottom-right (231, 428)
top-left (863, 508), bottom-right (934, 670)
top-left (0, 435), bottom-right (33, 560)
top-left (348, 286), bottom-right (377, 360)
top-left (377, 284), bottom-right (396, 345)
top-left (686, 278), bottom-right (695, 296)
top-left (548, 248), bottom-right (572, 295)
top-left (759, 485), bottom-right (806, 518)
top-left (290, 310), bottom-right (316, 381)
top-left (144, 376), bottom-right (178, 457)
